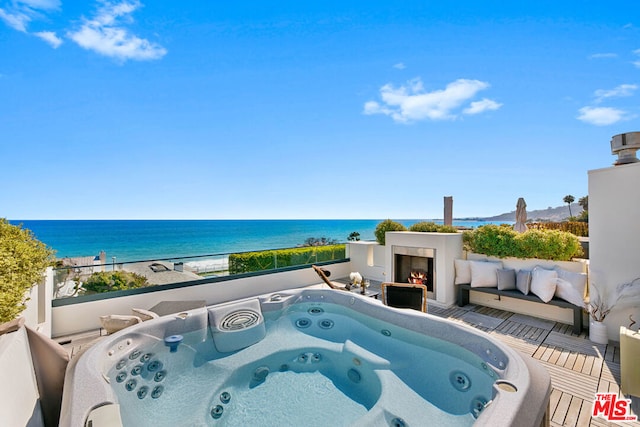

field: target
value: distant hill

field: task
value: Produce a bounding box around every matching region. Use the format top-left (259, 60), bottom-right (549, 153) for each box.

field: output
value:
top-left (482, 203), bottom-right (583, 222)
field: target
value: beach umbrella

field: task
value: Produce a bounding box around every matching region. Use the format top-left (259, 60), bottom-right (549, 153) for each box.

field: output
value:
top-left (513, 197), bottom-right (528, 233)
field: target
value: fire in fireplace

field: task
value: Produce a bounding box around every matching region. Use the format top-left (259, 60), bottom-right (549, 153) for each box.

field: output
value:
top-left (393, 246), bottom-right (435, 295)
top-left (409, 271), bottom-right (427, 284)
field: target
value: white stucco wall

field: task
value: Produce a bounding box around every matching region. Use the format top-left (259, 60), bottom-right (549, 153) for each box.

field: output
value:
top-left (589, 162), bottom-right (640, 341)
top-left (0, 327), bottom-right (44, 427)
top-left (20, 268), bottom-right (54, 337)
top-left (347, 241), bottom-right (386, 282)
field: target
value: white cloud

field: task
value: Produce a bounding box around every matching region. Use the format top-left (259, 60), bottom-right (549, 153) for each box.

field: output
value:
top-left (577, 106), bottom-right (631, 126)
top-left (393, 62), bottom-right (406, 70)
top-left (363, 78), bottom-right (498, 123)
top-left (67, 1), bottom-right (166, 61)
top-left (463, 98), bottom-right (502, 115)
top-left (0, 0), bottom-right (59, 32)
top-left (34, 30), bottom-right (62, 48)
top-left (0, 7), bottom-right (29, 31)
top-left (588, 53), bottom-right (618, 59)
top-left (594, 84), bottom-right (638, 103)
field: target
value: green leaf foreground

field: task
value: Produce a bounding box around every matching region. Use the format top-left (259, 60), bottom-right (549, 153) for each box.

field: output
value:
top-left (0, 219), bottom-right (55, 323)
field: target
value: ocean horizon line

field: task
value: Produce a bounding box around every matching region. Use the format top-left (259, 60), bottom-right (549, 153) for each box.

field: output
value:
top-left (12, 219), bottom-right (511, 262)
top-left (9, 217), bottom-right (498, 222)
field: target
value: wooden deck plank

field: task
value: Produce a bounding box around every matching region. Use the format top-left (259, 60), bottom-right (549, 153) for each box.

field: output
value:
top-left (549, 388), bottom-right (562, 420)
top-left (565, 352), bottom-right (578, 370)
top-left (577, 397), bottom-right (594, 427)
top-left (573, 353), bottom-right (586, 372)
top-left (563, 396), bottom-right (584, 427)
top-left (491, 332), bottom-right (540, 357)
top-left (548, 347), bottom-right (562, 365)
top-left (582, 355), bottom-right (595, 375)
top-left (552, 392), bottom-right (572, 424)
top-left (540, 360), bottom-right (599, 401)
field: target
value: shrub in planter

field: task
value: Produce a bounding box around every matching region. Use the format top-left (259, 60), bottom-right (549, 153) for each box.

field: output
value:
top-left (514, 229), bottom-right (583, 261)
top-left (0, 219), bottom-right (55, 323)
top-left (463, 224), bottom-right (583, 261)
top-left (374, 220), bottom-right (407, 246)
top-left (409, 221), bottom-right (458, 233)
top-left (462, 224), bottom-right (519, 258)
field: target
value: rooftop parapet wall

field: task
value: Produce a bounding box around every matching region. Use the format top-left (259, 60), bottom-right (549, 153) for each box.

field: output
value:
top-left (50, 262), bottom-right (352, 337)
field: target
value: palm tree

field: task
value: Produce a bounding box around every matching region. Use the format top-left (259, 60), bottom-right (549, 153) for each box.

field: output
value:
top-left (563, 195), bottom-right (575, 218)
top-left (578, 196), bottom-right (588, 212)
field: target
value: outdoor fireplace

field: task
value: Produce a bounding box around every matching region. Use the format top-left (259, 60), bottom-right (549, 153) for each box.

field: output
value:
top-left (378, 232), bottom-right (462, 307)
top-left (393, 246), bottom-right (435, 297)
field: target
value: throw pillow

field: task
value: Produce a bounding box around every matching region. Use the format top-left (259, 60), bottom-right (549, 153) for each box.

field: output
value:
top-left (530, 267), bottom-right (558, 303)
top-left (516, 269), bottom-right (532, 295)
top-left (454, 259), bottom-right (472, 285)
top-left (497, 268), bottom-right (517, 290)
top-left (470, 260), bottom-right (501, 288)
top-left (555, 278), bottom-right (586, 307)
top-left (553, 267), bottom-right (587, 307)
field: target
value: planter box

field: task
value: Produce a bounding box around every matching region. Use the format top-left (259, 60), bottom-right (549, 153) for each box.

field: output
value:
top-left (620, 326), bottom-right (640, 397)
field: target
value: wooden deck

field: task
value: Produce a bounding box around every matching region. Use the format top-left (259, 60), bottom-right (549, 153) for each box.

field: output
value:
top-left (56, 301), bottom-right (639, 427)
top-left (428, 303), bottom-right (640, 427)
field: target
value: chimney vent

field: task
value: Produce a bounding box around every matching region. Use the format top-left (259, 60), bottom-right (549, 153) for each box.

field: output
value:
top-left (611, 132), bottom-right (640, 165)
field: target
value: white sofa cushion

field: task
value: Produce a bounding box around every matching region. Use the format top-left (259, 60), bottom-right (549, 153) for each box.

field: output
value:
top-left (554, 267), bottom-right (587, 307)
top-left (470, 260), bottom-right (502, 288)
top-left (454, 259), bottom-right (472, 285)
top-left (530, 267), bottom-right (558, 303)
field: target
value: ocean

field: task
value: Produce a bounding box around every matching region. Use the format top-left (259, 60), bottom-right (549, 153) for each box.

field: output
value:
top-left (10, 219), bottom-right (508, 263)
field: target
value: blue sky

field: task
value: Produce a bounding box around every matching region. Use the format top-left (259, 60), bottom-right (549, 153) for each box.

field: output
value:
top-left (1, 1), bottom-right (639, 220)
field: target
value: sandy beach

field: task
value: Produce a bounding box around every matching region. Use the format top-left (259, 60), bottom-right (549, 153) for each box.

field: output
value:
top-left (185, 257), bottom-right (229, 274)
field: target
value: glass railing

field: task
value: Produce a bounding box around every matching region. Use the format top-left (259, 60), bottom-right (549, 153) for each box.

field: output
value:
top-left (52, 244), bottom-right (347, 300)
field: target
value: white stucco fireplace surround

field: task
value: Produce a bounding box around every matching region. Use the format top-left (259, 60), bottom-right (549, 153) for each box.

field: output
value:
top-left (385, 232), bottom-right (463, 307)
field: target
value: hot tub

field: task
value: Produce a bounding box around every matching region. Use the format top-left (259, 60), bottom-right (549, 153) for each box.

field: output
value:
top-left (60, 289), bottom-right (551, 426)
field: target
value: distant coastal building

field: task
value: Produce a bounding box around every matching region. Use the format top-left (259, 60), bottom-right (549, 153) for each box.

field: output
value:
top-left (58, 250), bottom-right (106, 274)
top-left (122, 261), bottom-right (201, 285)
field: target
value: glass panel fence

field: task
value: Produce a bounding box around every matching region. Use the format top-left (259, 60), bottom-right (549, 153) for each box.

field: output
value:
top-left (52, 244), bottom-right (347, 300)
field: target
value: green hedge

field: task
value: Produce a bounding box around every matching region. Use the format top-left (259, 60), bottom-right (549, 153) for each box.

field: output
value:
top-left (409, 221), bottom-right (458, 233)
top-left (526, 221), bottom-right (589, 237)
top-left (228, 244), bottom-right (346, 274)
top-left (462, 224), bottom-right (583, 261)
